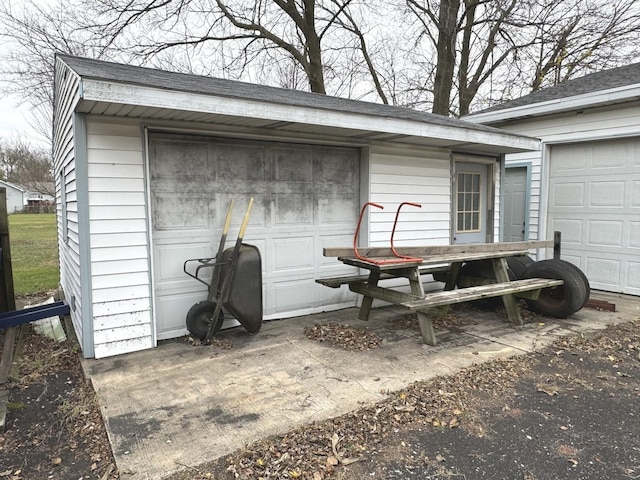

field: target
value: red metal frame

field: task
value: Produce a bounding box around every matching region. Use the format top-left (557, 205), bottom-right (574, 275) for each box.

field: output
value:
top-left (390, 202), bottom-right (423, 262)
top-left (353, 201), bottom-right (423, 265)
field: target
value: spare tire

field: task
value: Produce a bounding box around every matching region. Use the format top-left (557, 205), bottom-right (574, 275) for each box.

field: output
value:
top-left (457, 260), bottom-right (516, 308)
top-left (560, 261), bottom-right (591, 307)
top-left (522, 259), bottom-right (588, 318)
top-left (506, 255), bottom-right (534, 279)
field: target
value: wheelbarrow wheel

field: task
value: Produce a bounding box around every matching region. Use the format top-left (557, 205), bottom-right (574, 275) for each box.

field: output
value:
top-left (186, 301), bottom-right (224, 340)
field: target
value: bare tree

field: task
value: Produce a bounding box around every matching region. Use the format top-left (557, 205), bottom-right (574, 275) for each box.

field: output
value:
top-left (526, 0), bottom-right (640, 92)
top-left (0, 137), bottom-right (54, 196)
top-left (406, 0), bottom-right (640, 116)
top-left (0, 0), bottom-right (110, 143)
top-left (81, 0), bottom-right (367, 95)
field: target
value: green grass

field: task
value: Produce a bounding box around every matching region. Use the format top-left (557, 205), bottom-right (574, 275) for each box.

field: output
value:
top-left (8, 213), bottom-right (59, 296)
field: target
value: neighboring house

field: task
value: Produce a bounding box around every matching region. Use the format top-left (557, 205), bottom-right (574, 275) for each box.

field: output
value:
top-left (466, 63), bottom-right (640, 297)
top-left (53, 54), bottom-right (539, 359)
top-left (0, 180), bottom-right (26, 213)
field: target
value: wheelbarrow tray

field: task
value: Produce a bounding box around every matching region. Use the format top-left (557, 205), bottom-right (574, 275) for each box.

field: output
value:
top-left (218, 243), bottom-right (263, 333)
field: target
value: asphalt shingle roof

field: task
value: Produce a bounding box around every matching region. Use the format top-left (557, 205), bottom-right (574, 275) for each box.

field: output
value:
top-left (57, 54), bottom-right (516, 137)
top-left (477, 62), bottom-right (640, 114)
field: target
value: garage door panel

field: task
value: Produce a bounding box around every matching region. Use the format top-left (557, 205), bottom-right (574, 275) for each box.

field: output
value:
top-left (212, 144), bottom-right (266, 181)
top-left (274, 194), bottom-right (313, 225)
top-left (587, 220), bottom-right (623, 247)
top-left (273, 236), bottom-right (315, 272)
top-left (627, 262), bottom-right (640, 294)
top-left (585, 257), bottom-right (621, 290)
top-left (550, 218), bottom-right (583, 244)
top-left (315, 148), bottom-right (359, 187)
top-left (631, 222), bottom-right (640, 248)
top-left (274, 147), bottom-right (313, 181)
top-left (549, 138), bottom-right (640, 295)
top-left (150, 134), bottom-right (360, 336)
top-left (633, 181), bottom-right (640, 206)
top-left (552, 182), bottom-right (585, 206)
top-left (589, 181), bottom-right (626, 207)
top-left (319, 193), bottom-right (360, 225)
top-left (150, 140), bottom-right (208, 180)
top-left (152, 193), bottom-right (209, 230)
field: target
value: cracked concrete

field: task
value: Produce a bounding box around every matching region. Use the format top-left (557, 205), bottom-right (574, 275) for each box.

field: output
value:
top-left (82, 291), bottom-right (640, 480)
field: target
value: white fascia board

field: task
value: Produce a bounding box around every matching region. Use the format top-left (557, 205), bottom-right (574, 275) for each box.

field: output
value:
top-left (466, 84), bottom-right (640, 125)
top-left (80, 80), bottom-right (540, 152)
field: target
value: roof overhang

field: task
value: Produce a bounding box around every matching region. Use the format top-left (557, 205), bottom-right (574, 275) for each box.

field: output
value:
top-left (75, 78), bottom-right (540, 155)
top-left (466, 84), bottom-right (640, 125)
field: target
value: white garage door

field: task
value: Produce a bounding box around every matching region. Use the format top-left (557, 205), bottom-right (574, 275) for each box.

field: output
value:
top-left (149, 133), bottom-right (360, 340)
top-left (548, 138), bottom-right (640, 295)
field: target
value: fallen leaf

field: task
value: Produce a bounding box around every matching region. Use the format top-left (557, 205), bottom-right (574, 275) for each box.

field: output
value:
top-left (537, 386), bottom-right (558, 396)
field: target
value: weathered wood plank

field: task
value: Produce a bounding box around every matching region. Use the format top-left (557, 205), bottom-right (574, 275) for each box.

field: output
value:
top-left (315, 265), bottom-right (450, 288)
top-left (340, 250), bottom-right (531, 268)
top-left (402, 278), bottom-right (563, 310)
top-left (324, 239), bottom-right (554, 258)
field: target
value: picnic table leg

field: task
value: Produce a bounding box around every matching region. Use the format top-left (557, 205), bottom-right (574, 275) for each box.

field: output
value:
top-left (435, 261), bottom-right (463, 317)
top-left (407, 268), bottom-right (437, 346)
top-left (357, 271), bottom-right (380, 321)
top-left (491, 257), bottom-right (523, 325)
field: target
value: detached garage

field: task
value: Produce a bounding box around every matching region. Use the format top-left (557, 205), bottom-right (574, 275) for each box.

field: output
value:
top-left (466, 63), bottom-right (640, 296)
top-left (53, 54), bottom-right (538, 358)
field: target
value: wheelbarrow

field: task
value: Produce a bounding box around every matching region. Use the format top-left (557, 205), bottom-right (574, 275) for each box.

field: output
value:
top-left (183, 199), bottom-right (263, 343)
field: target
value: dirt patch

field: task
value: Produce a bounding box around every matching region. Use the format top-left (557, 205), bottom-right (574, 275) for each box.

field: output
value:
top-left (0, 325), bottom-right (118, 480)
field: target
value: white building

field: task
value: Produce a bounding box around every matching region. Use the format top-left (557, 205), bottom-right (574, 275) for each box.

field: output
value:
top-left (466, 62), bottom-right (640, 296)
top-left (53, 54), bottom-right (539, 358)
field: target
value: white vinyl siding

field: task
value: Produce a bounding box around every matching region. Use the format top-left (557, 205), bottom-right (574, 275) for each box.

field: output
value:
top-left (86, 117), bottom-right (153, 358)
top-left (369, 146), bottom-right (452, 246)
top-left (367, 146), bottom-right (452, 294)
top-left (53, 59), bottom-right (84, 348)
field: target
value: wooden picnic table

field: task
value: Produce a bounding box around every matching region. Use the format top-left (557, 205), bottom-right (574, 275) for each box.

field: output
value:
top-left (317, 239), bottom-right (563, 346)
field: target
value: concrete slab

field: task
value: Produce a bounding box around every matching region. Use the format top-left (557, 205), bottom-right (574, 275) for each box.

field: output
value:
top-left (82, 292), bottom-right (640, 480)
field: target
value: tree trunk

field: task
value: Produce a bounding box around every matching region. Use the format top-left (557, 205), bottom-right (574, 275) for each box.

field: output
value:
top-left (303, 0), bottom-right (326, 94)
top-left (432, 0), bottom-right (461, 116)
top-left (457, 0), bottom-right (477, 116)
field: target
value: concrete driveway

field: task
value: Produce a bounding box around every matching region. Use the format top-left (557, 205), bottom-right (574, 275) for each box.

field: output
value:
top-left (82, 292), bottom-right (640, 480)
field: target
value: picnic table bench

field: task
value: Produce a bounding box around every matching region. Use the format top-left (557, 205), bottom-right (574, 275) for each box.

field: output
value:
top-left (317, 239), bottom-right (563, 346)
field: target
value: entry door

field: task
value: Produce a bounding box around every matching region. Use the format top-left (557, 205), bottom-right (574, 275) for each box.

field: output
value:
top-left (453, 162), bottom-right (489, 244)
top-left (503, 166), bottom-right (528, 242)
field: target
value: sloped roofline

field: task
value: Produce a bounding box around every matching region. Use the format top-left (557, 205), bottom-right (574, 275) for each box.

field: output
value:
top-left (55, 53), bottom-right (540, 153)
top-left (466, 62), bottom-right (640, 124)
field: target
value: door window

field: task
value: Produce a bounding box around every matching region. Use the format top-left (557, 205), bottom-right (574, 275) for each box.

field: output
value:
top-left (456, 171), bottom-right (481, 233)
